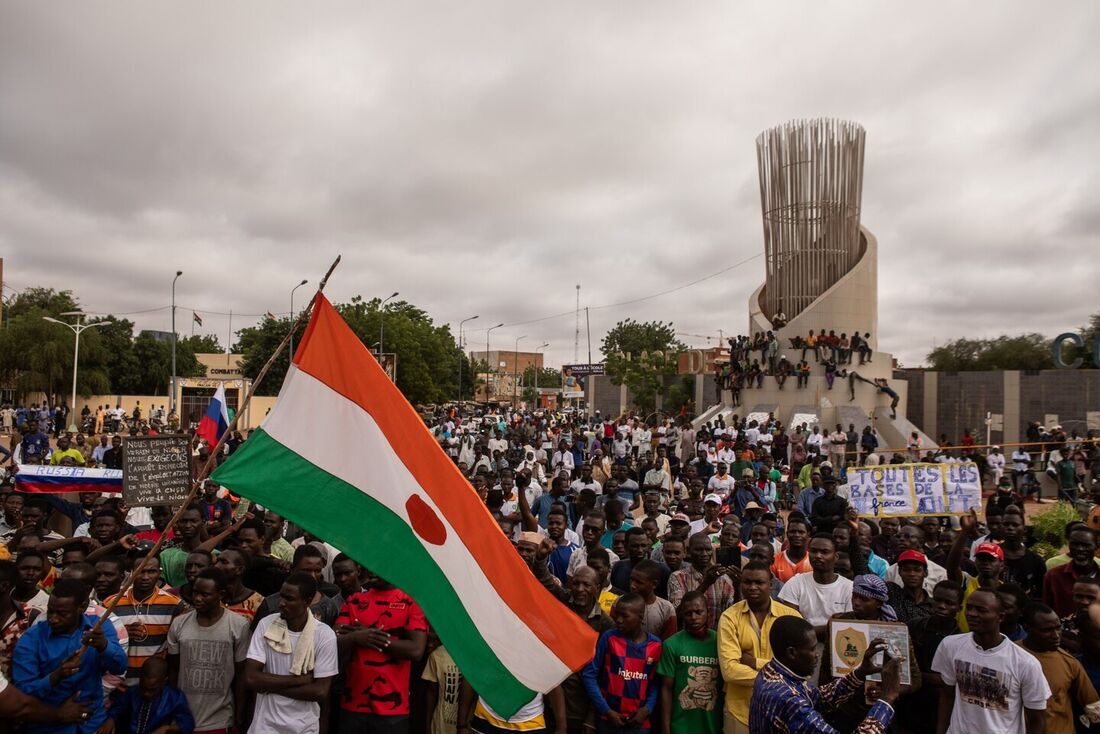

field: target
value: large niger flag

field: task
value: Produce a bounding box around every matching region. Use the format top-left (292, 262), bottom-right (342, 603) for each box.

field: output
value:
top-left (212, 295), bottom-right (596, 716)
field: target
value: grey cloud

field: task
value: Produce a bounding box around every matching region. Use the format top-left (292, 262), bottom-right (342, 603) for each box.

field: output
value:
top-left (2, 1), bottom-right (1098, 370)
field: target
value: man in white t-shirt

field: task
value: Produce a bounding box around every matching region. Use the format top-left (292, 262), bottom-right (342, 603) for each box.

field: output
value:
top-left (487, 431), bottom-right (508, 457)
top-left (244, 574), bottom-right (339, 734)
top-left (932, 588), bottom-right (1049, 734)
top-left (570, 464), bottom-right (602, 495)
top-left (776, 534), bottom-right (853, 682)
top-left (707, 462), bottom-right (736, 497)
top-left (777, 535), bottom-right (853, 628)
top-left (632, 425), bottom-right (651, 458)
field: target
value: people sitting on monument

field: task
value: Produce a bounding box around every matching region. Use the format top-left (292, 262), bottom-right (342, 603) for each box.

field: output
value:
top-left (795, 359), bottom-right (811, 388)
top-left (774, 356), bottom-right (792, 389)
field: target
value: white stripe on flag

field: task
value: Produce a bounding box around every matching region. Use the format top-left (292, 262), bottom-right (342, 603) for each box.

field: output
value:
top-left (262, 365), bottom-right (574, 691)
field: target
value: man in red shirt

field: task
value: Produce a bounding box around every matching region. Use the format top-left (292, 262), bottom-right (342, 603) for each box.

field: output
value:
top-left (334, 568), bottom-right (428, 734)
top-left (1044, 525), bottom-right (1100, 617)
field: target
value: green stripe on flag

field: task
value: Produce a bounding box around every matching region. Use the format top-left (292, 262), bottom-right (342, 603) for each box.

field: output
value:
top-left (212, 428), bottom-right (537, 716)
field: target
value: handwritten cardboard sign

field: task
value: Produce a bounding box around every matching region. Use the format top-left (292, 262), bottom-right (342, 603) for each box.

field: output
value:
top-left (123, 435), bottom-right (192, 506)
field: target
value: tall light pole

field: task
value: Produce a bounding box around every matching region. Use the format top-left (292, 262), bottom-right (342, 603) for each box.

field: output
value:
top-left (170, 270), bottom-right (182, 413)
top-left (457, 314), bottom-right (479, 403)
top-left (534, 342), bottom-right (550, 399)
top-left (513, 335), bottom-right (527, 405)
top-left (378, 291), bottom-right (399, 358)
top-left (43, 312), bottom-right (105, 428)
top-left (289, 279), bottom-right (309, 359)
top-left (485, 323), bottom-right (504, 400)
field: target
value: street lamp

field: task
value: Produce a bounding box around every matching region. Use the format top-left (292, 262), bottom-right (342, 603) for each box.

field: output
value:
top-left (534, 342), bottom-right (550, 397)
top-left (289, 279), bottom-right (309, 359)
top-left (43, 312), bottom-right (106, 429)
top-left (513, 335), bottom-right (527, 405)
top-left (457, 314), bottom-right (479, 403)
top-left (171, 270), bottom-right (182, 413)
top-left (378, 291), bottom-right (399, 358)
top-left (485, 323), bottom-right (504, 400)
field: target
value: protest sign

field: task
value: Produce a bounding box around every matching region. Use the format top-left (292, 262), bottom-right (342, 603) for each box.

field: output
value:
top-left (829, 619), bottom-right (911, 684)
top-left (123, 435), bottom-right (192, 506)
top-left (842, 462), bottom-right (981, 517)
top-left (943, 462), bottom-right (983, 514)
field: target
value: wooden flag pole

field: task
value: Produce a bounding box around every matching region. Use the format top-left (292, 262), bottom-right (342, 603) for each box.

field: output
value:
top-left (82, 255), bottom-right (342, 640)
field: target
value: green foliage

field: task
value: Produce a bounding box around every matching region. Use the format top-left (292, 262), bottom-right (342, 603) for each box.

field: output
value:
top-left (926, 334), bottom-right (1054, 371)
top-left (0, 289), bottom-right (208, 401)
top-left (5, 288), bottom-right (81, 319)
top-left (236, 318), bottom-right (293, 397)
top-left (1029, 501), bottom-right (1082, 559)
top-left (181, 334), bottom-right (223, 353)
top-left (602, 319), bottom-right (685, 413)
top-left (237, 295), bottom-right (473, 404)
top-left (522, 365), bottom-right (561, 390)
top-left (927, 311), bottom-right (1100, 370)
top-left (1062, 312), bottom-right (1100, 368)
top-left (518, 365), bottom-right (560, 407)
top-left (665, 375), bottom-right (696, 415)
top-left (0, 290), bottom-right (110, 399)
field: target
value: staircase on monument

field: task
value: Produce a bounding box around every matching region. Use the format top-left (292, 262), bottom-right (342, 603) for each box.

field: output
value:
top-left (836, 405), bottom-right (887, 450)
top-left (787, 405), bottom-right (820, 430)
top-left (872, 407), bottom-right (938, 459)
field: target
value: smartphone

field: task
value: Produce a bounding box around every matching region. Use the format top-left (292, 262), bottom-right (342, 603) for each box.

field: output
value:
top-left (715, 547), bottom-right (742, 569)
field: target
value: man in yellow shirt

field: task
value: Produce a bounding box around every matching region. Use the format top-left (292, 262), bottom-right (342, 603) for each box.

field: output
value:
top-left (716, 560), bottom-right (801, 734)
top-left (48, 434), bottom-right (86, 466)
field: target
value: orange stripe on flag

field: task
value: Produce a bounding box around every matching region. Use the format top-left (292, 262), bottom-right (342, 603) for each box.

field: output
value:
top-left (293, 295), bottom-right (596, 671)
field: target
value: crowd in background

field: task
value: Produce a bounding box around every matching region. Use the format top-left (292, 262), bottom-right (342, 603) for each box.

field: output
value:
top-left (0, 405), bottom-right (1098, 734)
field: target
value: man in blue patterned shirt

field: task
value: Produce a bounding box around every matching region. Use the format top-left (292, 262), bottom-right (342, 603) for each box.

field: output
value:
top-left (748, 616), bottom-right (900, 734)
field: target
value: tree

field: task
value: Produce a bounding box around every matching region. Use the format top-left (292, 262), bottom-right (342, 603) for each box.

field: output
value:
top-left (236, 317), bottom-right (293, 396)
top-left (125, 333), bottom-right (204, 395)
top-left (518, 365), bottom-right (561, 406)
top-left (665, 375), bottom-right (696, 415)
top-left (0, 290), bottom-right (111, 401)
top-left (237, 295), bottom-right (470, 404)
top-left (521, 365), bottom-right (561, 391)
top-left (181, 334), bottom-right (223, 353)
top-left (336, 297), bottom-right (467, 405)
top-left (602, 319), bottom-right (685, 412)
top-left (1067, 312), bottom-right (1100, 368)
top-left (90, 316), bottom-right (144, 395)
top-left (4, 288), bottom-right (81, 319)
top-left (926, 334), bottom-right (1055, 371)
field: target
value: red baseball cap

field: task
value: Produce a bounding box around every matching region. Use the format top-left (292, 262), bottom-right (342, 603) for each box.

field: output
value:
top-left (975, 542), bottom-right (1005, 560)
top-left (897, 550), bottom-right (927, 567)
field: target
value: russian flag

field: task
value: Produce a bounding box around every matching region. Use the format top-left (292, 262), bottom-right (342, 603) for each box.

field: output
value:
top-left (16, 465), bottom-right (124, 494)
top-left (196, 384), bottom-right (230, 445)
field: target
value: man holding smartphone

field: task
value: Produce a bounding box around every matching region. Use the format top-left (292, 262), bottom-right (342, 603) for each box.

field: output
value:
top-left (667, 533), bottom-right (738, 629)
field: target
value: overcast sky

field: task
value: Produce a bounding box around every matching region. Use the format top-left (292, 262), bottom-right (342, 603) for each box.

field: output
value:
top-left (2, 2), bottom-right (1097, 368)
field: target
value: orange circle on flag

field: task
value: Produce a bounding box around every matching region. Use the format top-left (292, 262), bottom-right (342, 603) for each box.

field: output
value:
top-left (406, 494), bottom-right (447, 546)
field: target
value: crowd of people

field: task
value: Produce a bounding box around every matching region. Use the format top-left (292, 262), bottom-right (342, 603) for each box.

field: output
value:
top-left (0, 405), bottom-right (1099, 734)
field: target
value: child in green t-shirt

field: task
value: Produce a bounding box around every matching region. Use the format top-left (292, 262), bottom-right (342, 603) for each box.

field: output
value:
top-left (657, 591), bottom-right (723, 734)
